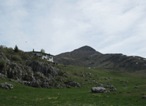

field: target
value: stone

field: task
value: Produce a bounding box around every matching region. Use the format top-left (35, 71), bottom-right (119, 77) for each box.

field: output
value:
top-left (64, 81), bottom-right (81, 87)
top-left (0, 73), bottom-right (6, 78)
top-left (0, 82), bottom-right (14, 89)
top-left (91, 87), bottom-right (106, 93)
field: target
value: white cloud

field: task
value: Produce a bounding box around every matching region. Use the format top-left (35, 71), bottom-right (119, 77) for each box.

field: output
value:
top-left (0, 0), bottom-right (146, 57)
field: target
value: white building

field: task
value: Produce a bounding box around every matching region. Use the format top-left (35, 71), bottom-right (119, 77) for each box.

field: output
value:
top-left (33, 51), bottom-right (54, 62)
top-left (41, 54), bottom-right (54, 62)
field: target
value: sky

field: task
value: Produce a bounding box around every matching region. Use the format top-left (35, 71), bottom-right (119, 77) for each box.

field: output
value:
top-left (0, 0), bottom-right (146, 57)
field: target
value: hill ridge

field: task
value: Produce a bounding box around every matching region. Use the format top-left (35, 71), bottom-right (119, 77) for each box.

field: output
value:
top-left (54, 46), bottom-right (146, 71)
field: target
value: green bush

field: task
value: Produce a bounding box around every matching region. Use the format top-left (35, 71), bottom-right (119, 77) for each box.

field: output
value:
top-left (0, 60), bottom-right (5, 69)
top-left (11, 55), bottom-right (22, 61)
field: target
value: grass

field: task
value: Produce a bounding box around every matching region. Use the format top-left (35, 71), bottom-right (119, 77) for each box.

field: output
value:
top-left (0, 65), bottom-right (146, 106)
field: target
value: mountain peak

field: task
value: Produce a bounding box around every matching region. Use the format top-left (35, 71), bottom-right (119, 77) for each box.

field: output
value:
top-left (74, 45), bottom-right (96, 52)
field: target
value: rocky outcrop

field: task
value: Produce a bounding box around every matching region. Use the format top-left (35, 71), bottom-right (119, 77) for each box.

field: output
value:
top-left (0, 61), bottom-right (34, 81)
top-left (0, 61), bottom-right (63, 88)
top-left (0, 46), bottom-right (65, 88)
top-left (28, 61), bottom-right (59, 77)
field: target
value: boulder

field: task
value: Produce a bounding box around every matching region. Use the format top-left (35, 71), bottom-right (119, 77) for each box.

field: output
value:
top-left (64, 81), bottom-right (81, 87)
top-left (91, 87), bottom-right (106, 93)
top-left (0, 82), bottom-right (14, 89)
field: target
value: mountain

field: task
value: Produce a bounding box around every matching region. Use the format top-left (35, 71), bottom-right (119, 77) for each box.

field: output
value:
top-left (54, 46), bottom-right (146, 71)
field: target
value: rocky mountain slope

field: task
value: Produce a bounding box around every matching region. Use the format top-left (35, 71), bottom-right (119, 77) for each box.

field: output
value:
top-left (0, 46), bottom-right (69, 88)
top-left (54, 46), bottom-right (146, 71)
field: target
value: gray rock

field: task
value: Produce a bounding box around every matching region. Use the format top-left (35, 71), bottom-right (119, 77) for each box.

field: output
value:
top-left (30, 80), bottom-right (41, 87)
top-left (28, 61), bottom-right (59, 77)
top-left (0, 73), bottom-right (6, 78)
top-left (65, 81), bottom-right (81, 87)
top-left (0, 82), bottom-right (14, 89)
top-left (91, 87), bottom-right (106, 93)
top-left (22, 81), bottom-right (31, 85)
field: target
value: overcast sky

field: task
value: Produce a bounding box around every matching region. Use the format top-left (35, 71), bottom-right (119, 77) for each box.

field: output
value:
top-left (0, 0), bottom-right (146, 57)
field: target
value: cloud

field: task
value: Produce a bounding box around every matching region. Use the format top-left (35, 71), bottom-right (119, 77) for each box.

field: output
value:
top-left (0, 0), bottom-right (146, 57)
top-left (76, 0), bottom-right (146, 56)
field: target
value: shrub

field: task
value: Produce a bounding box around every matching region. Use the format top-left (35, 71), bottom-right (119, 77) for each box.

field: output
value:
top-left (0, 60), bottom-right (5, 69)
top-left (11, 55), bottom-right (22, 61)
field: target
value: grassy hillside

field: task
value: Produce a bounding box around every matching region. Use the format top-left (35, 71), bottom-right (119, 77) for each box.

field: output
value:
top-left (0, 65), bottom-right (146, 106)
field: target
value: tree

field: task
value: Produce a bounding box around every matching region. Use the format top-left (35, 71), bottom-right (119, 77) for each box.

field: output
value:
top-left (14, 45), bottom-right (19, 52)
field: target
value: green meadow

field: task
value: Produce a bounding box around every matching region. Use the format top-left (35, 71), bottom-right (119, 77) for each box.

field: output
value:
top-left (0, 65), bottom-right (146, 106)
